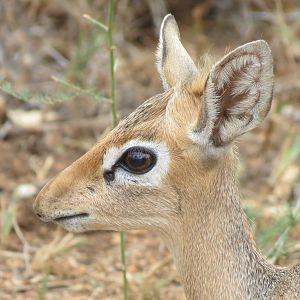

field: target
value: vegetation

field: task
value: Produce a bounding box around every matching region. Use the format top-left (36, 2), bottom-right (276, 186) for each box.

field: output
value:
top-left (0, 1), bottom-right (299, 299)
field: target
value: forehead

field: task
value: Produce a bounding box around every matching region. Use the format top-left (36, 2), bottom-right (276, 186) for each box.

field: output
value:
top-left (109, 90), bottom-right (172, 144)
top-left (83, 90), bottom-right (172, 170)
top-left (96, 91), bottom-right (172, 173)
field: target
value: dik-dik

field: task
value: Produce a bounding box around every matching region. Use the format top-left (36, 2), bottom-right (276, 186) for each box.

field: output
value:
top-left (34, 15), bottom-right (300, 299)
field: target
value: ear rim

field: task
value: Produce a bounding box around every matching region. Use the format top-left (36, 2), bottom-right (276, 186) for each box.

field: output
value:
top-left (189, 40), bottom-right (274, 157)
top-left (156, 14), bottom-right (175, 90)
top-left (156, 14), bottom-right (198, 91)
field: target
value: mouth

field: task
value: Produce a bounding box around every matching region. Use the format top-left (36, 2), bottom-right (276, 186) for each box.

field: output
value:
top-left (53, 213), bottom-right (90, 223)
top-left (52, 212), bottom-right (91, 232)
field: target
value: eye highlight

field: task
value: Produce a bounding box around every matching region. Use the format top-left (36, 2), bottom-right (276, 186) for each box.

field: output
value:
top-left (118, 147), bottom-right (156, 174)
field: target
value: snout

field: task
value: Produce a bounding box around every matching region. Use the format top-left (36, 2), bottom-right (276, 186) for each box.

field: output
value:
top-left (33, 181), bottom-right (93, 233)
top-left (34, 190), bottom-right (89, 223)
top-left (32, 144), bottom-right (104, 231)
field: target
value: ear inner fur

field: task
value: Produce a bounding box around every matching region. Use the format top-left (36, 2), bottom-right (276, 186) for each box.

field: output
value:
top-left (190, 40), bottom-right (273, 153)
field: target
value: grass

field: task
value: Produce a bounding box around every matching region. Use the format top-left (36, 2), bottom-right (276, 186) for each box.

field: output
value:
top-left (1, 188), bottom-right (21, 238)
top-left (66, 27), bottom-right (105, 83)
top-left (259, 202), bottom-right (300, 263)
top-left (244, 194), bottom-right (300, 264)
top-left (37, 273), bottom-right (49, 300)
top-left (0, 78), bottom-right (110, 105)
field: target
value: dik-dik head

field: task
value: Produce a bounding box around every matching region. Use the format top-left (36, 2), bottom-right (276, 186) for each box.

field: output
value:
top-left (34, 15), bottom-right (273, 234)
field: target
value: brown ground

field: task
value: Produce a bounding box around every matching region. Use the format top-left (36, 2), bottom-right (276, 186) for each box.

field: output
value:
top-left (1, 1), bottom-right (300, 299)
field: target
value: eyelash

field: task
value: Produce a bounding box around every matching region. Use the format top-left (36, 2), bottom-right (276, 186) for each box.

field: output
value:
top-left (117, 147), bottom-right (151, 163)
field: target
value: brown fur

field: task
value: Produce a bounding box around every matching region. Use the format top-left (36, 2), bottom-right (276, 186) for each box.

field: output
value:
top-left (34, 14), bottom-right (300, 300)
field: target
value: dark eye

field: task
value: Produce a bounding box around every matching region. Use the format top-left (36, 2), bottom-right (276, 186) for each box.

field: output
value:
top-left (118, 147), bottom-right (156, 174)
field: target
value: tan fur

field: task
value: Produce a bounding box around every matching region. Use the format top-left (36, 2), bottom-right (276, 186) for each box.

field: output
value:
top-left (157, 14), bottom-right (198, 90)
top-left (34, 14), bottom-right (300, 300)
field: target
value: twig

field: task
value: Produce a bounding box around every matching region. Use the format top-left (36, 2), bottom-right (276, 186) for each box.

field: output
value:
top-left (52, 76), bottom-right (111, 103)
top-left (0, 249), bottom-right (25, 258)
top-left (87, 286), bottom-right (103, 300)
top-left (2, 280), bottom-right (73, 293)
top-left (83, 14), bottom-right (109, 32)
top-left (142, 256), bottom-right (172, 280)
top-left (13, 218), bottom-right (32, 274)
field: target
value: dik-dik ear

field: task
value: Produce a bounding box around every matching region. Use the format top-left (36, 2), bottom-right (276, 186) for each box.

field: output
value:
top-left (156, 14), bottom-right (198, 90)
top-left (191, 40), bottom-right (274, 156)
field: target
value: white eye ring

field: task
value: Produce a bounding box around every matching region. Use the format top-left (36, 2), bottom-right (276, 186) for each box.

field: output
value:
top-left (102, 140), bottom-right (170, 187)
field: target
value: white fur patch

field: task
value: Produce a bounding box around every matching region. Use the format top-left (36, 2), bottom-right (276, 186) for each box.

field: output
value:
top-left (102, 140), bottom-right (170, 187)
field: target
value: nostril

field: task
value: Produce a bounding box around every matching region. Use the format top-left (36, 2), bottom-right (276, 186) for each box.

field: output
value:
top-left (34, 206), bottom-right (45, 219)
top-left (34, 210), bottom-right (51, 222)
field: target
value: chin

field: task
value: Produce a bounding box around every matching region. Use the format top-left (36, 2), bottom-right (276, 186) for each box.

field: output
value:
top-left (54, 220), bottom-right (90, 233)
top-left (53, 214), bottom-right (96, 232)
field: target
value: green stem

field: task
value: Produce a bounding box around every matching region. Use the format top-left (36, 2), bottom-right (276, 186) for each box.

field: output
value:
top-left (120, 231), bottom-right (128, 299)
top-left (108, 0), bottom-right (118, 128)
top-left (107, 1), bottom-right (128, 299)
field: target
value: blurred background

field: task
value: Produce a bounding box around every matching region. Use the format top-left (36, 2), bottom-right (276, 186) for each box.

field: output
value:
top-left (0, 0), bottom-right (300, 299)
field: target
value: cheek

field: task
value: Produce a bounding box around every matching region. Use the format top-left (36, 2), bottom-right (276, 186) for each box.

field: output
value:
top-left (96, 186), bottom-right (180, 218)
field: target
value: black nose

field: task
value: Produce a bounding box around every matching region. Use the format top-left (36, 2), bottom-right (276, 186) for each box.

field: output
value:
top-left (33, 209), bottom-right (52, 222)
top-left (34, 209), bottom-right (44, 219)
top-left (33, 202), bottom-right (49, 221)
top-left (33, 194), bottom-right (47, 221)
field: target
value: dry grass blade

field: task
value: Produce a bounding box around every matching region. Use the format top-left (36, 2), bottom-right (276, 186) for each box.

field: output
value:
top-left (32, 229), bottom-right (86, 272)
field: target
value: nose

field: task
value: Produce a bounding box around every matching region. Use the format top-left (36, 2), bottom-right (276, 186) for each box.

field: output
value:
top-left (32, 177), bottom-right (59, 222)
top-left (33, 193), bottom-right (52, 222)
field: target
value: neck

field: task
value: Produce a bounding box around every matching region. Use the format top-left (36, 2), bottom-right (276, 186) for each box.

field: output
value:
top-left (160, 155), bottom-right (285, 300)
